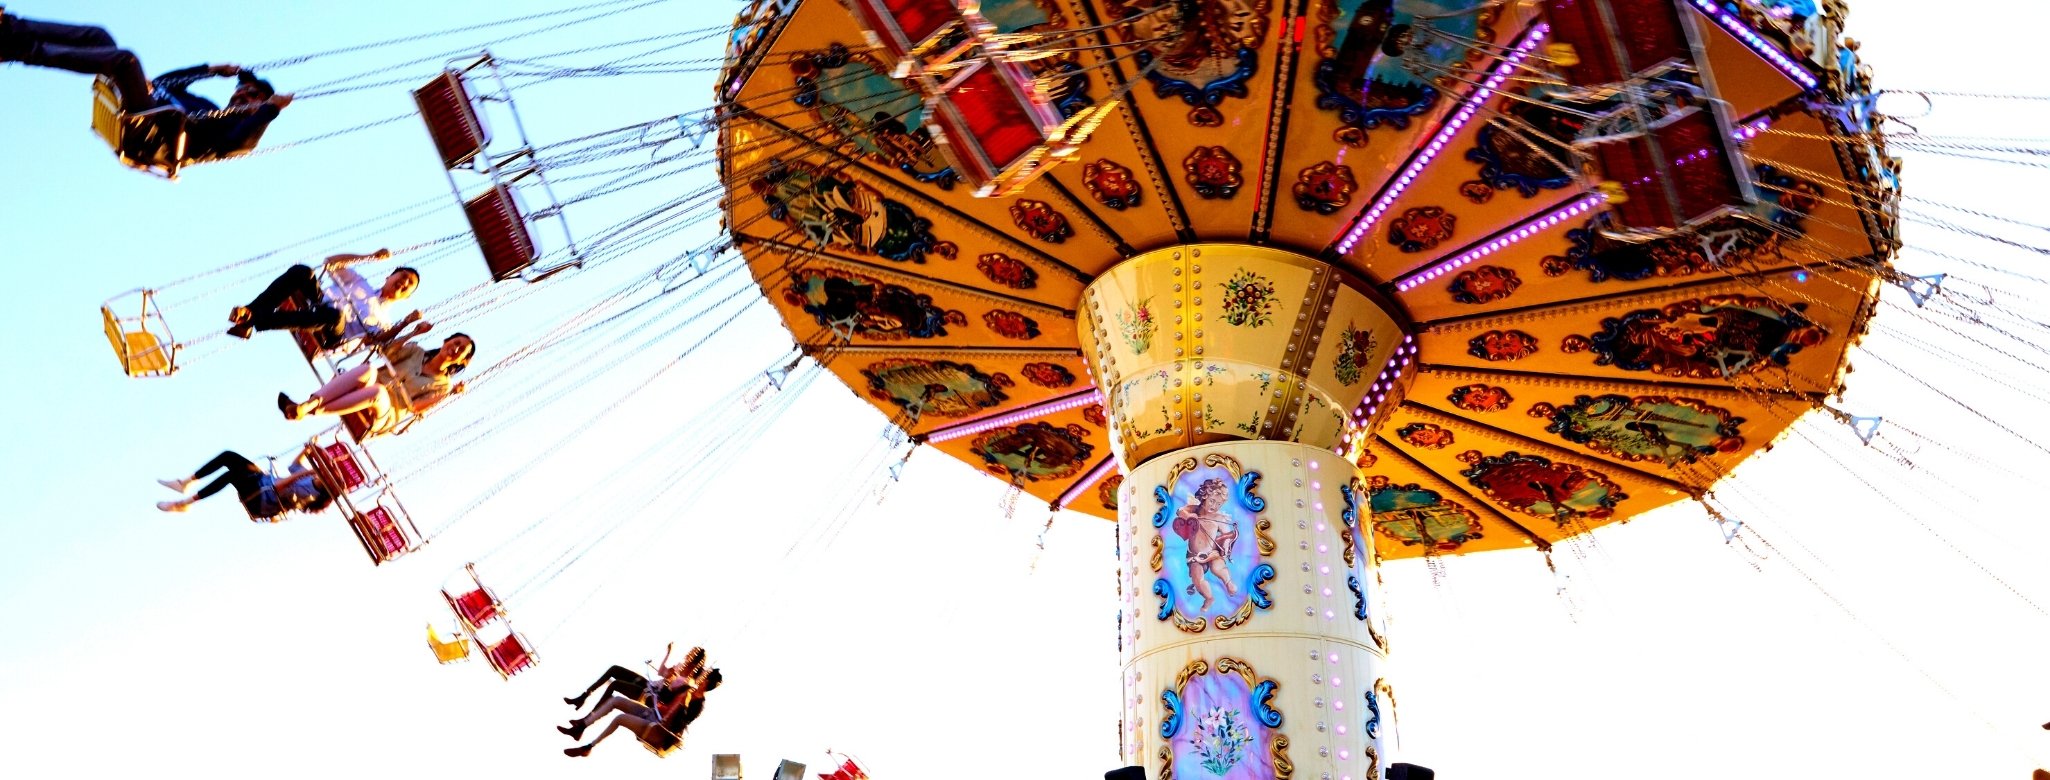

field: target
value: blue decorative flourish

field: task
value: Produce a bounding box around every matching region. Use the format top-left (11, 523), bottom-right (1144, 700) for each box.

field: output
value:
top-left (1251, 680), bottom-right (1282, 728)
top-left (1152, 484), bottom-right (1174, 528)
top-left (1365, 688), bottom-right (1381, 739)
top-left (1233, 472), bottom-right (1266, 513)
top-left (1348, 575), bottom-right (1369, 620)
top-left (1248, 564), bottom-right (1276, 609)
top-left (1138, 48), bottom-right (1259, 108)
top-left (1044, 60), bottom-right (1094, 118)
top-left (1465, 124), bottom-right (1575, 197)
top-left (1340, 480), bottom-right (1360, 529)
top-left (1160, 689), bottom-right (1184, 739)
top-left (1153, 579), bottom-right (1175, 621)
top-left (1313, 61), bottom-right (1437, 132)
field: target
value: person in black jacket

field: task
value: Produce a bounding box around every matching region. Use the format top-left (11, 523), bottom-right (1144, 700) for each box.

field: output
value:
top-left (1, 9), bottom-right (290, 161)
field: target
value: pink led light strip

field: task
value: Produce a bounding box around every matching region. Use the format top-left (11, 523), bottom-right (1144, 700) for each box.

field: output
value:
top-left (1335, 23), bottom-right (1551, 255)
top-left (1684, 0), bottom-right (1819, 90)
top-left (923, 387), bottom-right (1104, 443)
top-left (1055, 456), bottom-right (1119, 509)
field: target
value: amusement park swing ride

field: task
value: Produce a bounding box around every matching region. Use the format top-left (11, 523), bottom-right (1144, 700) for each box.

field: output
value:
top-left (68, 0), bottom-right (2050, 772)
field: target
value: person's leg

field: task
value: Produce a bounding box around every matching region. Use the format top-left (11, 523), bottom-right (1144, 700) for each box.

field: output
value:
top-left (1187, 561), bottom-right (1213, 610)
top-left (162, 452), bottom-right (262, 512)
top-left (307, 385), bottom-right (385, 417)
top-left (566, 665), bottom-right (645, 708)
top-left (1207, 558), bottom-right (1239, 597)
top-left (5, 18), bottom-right (151, 110)
top-left (308, 363), bottom-right (377, 404)
top-left (564, 713), bottom-right (659, 757)
top-left (240, 266), bottom-right (330, 331)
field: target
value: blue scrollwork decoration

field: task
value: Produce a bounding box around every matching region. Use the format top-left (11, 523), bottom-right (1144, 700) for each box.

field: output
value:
top-left (1234, 471), bottom-right (1266, 513)
top-left (1251, 680), bottom-right (1283, 728)
top-left (1160, 689), bottom-right (1184, 739)
top-left (1152, 484), bottom-right (1175, 528)
top-left (1348, 575), bottom-right (1369, 620)
top-left (1137, 48), bottom-right (1259, 108)
top-left (1313, 61), bottom-right (1438, 133)
top-left (1340, 479), bottom-right (1360, 529)
top-left (1365, 688), bottom-right (1382, 739)
top-left (1466, 123), bottom-right (1575, 197)
top-left (1249, 564), bottom-right (1277, 609)
top-left (1153, 578), bottom-right (1174, 621)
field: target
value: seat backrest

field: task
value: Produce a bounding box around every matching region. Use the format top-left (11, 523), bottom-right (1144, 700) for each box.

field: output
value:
top-left (485, 634), bottom-right (535, 677)
top-left (464, 185), bottom-right (539, 281)
top-left (449, 586), bottom-right (501, 628)
top-left (414, 71), bottom-right (492, 169)
top-left (710, 754), bottom-right (743, 780)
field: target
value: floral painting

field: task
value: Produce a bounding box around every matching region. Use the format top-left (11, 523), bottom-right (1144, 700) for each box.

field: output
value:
top-left (976, 253), bottom-right (1039, 290)
top-left (983, 309), bottom-right (1042, 340)
top-left (1160, 657), bottom-right (1286, 780)
top-left (1084, 159), bottom-right (1143, 210)
top-left (1332, 323), bottom-right (1380, 386)
top-left (1218, 269), bottom-right (1276, 328)
top-left (1366, 476), bottom-right (1485, 551)
top-left (1447, 265), bottom-right (1520, 304)
top-left (1120, 297), bottom-right (1158, 353)
top-left (1458, 450), bottom-right (1626, 523)
top-left (1185, 146), bottom-right (1244, 200)
top-left (861, 358), bottom-right (1010, 419)
top-left (1533, 394), bottom-right (1745, 465)
top-left (1465, 329), bottom-right (1537, 361)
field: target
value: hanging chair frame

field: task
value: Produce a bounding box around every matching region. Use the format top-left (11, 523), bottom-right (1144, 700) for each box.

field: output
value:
top-left (100, 288), bottom-right (179, 378)
top-left (416, 53), bottom-right (583, 283)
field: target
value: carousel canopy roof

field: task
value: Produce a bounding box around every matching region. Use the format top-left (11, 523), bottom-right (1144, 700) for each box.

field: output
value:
top-left (716, 0), bottom-right (1896, 560)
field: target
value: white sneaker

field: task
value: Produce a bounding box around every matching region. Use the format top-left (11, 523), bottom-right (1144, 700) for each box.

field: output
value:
top-left (158, 477), bottom-right (195, 493)
top-left (156, 500), bottom-right (190, 513)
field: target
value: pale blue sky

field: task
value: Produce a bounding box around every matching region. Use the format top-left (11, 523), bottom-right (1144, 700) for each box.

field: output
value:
top-left (2, 1), bottom-right (2048, 778)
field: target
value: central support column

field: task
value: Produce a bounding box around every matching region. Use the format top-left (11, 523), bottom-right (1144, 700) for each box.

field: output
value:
top-left (1079, 245), bottom-right (1414, 780)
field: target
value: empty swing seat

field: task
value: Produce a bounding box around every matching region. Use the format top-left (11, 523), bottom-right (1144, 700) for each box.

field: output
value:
top-left (1539, 0), bottom-right (1693, 89)
top-left (349, 504), bottom-right (413, 564)
top-left (414, 70), bottom-right (491, 169)
top-left (311, 442), bottom-right (369, 493)
top-left (91, 76), bottom-right (189, 179)
top-left (465, 184), bottom-right (540, 282)
top-left (445, 584), bottom-right (503, 630)
top-left (848, 0), bottom-right (962, 64)
top-left (100, 304), bottom-right (175, 378)
top-left (483, 633), bottom-right (536, 678)
top-left (1586, 109), bottom-right (1751, 233)
top-left (426, 623), bottom-right (472, 664)
top-left (925, 59), bottom-right (1065, 196)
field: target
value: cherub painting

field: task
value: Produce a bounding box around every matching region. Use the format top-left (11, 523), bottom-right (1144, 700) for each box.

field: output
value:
top-left (1172, 478), bottom-right (1241, 611)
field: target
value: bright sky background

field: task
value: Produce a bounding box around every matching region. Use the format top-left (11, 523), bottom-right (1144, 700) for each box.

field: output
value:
top-left (2, 1), bottom-right (2048, 778)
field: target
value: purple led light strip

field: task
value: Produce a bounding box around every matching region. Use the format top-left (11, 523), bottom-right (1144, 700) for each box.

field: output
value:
top-left (1055, 456), bottom-right (1119, 509)
top-left (1683, 0), bottom-right (1818, 90)
top-left (924, 387), bottom-right (1104, 443)
top-left (1335, 23), bottom-right (1551, 255)
top-left (1393, 194), bottom-right (1606, 292)
top-left (1388, 115), bottom-right (1774, 293)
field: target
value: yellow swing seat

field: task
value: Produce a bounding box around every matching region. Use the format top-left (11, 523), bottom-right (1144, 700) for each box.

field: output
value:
top-left (91, 76), bottom-right (189, 180)
top-left (100, 290), bottom-right (178, 378)
top-left (426, 623), bottom-right (472, 664)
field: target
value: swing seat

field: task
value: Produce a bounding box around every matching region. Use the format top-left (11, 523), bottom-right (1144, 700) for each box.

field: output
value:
top-left (100, 304), bottom-right (175, 377)
top-left (848, 0), bottom-right (962, 65)
top-left (483, 632), bottom-right (536, 678)
top-left (444, 584), bottom-right (503, 630)
top-left (348, 503), bottom-right (414, 564)
top-left (310, 441), bottom-right (369, 492)
top-left (711, 754), bottom-right (744, 780)
top-left (426, 623), bottom-right (472, 664)
top-left (91, 76), bottom-right (188, 180)
top-left (414, 70), bottom-right (492, 169)
top-left (465, 184), bottom-right (539, 282)
top-left (1584, 109), bottom-right (1753, 234)
top-left (924, 58), bottom-right (1066, 197)
top-left (277, 294), bottom-right (329, 361)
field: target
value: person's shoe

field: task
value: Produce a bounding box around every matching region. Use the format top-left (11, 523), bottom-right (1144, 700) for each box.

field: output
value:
top-left (227, 322), bottom-right (256, 340)
top-left (557, 722), bottom-right (587, 740)
top-left (278, 392), bottom-right (301, 420)
top-left (156, 500), bottom-right (190, 513)
top-left (563, 695), bottom-right (587, 708)
top-left (563, 745), bottom-right (591, 758)
top-left (229, 306), bottom-right (252, 324)
top-left (158, 476), bottom-right (196, 493)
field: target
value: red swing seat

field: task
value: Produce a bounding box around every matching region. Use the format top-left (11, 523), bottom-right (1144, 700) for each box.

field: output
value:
top-left (445, 584), bottom-right (503, 631)
top-left (484, 632), bottom-right (537, 678)
top-left (465, 184), bottom-right (540, 282)
top-left (414, 70), bottom-right (491, 169)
